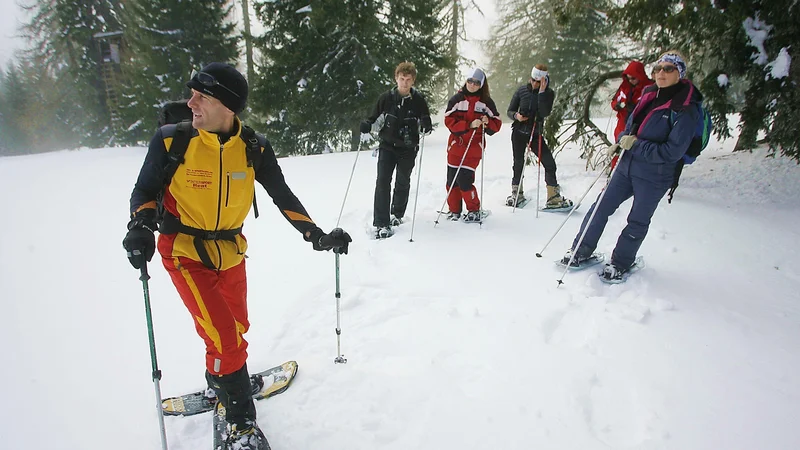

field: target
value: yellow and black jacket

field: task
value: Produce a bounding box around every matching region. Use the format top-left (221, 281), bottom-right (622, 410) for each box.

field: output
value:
top-left (129, 118), bottom-right (318, 271)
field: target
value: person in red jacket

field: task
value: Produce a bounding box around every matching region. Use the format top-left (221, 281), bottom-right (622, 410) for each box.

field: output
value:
top-left (611, 61), bottom-right (653, 140)
top-left (443, 68), bottom-right (502, 222)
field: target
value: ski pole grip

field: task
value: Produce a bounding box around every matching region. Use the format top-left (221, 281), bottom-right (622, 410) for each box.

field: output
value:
top-left (139, 258), bottom-right (150, 281)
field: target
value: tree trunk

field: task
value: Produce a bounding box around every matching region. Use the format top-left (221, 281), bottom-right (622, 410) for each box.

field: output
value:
top-left (241, 0), bottom-right (255, 83)
top-left (448, 0), bottom-right (459, 92)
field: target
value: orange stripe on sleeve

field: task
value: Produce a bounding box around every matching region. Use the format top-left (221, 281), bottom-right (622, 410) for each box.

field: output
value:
top-left (284, 210), bottom-right (314, 223)
top-left (135, 203), bottom-right (157, 213)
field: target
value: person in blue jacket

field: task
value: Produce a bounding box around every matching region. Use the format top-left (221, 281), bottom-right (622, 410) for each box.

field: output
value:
top-left (562, 51), bottom-right (702, 281)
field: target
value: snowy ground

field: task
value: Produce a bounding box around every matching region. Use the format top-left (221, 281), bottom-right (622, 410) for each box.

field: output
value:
top-left (1, 117), bottom-right (799, 450)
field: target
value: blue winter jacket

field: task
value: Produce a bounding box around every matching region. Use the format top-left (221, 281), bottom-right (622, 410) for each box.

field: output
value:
top-left (616, 79), bottom-right (702, 185)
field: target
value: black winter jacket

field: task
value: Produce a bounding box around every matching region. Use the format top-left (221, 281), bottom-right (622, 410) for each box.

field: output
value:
top-left (506, 83), bottom-right (555, 135)
top-left (364, 88), bottom-right (431, 149)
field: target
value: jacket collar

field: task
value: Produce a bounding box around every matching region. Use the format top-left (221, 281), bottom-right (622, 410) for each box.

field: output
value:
top-left (196, 117), bottom-right (243, 148)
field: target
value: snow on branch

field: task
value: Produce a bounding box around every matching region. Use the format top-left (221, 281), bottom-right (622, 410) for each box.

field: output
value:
top-left (766, 47), bottom-right (791, 80)
top-left (743, 16), bottom-right (773, 65)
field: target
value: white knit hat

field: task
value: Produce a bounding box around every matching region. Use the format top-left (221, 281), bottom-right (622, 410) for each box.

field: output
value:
top-left (531, 66), bottom-right (548, 81)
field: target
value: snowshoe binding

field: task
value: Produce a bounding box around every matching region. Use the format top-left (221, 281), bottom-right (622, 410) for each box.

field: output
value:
top-left (598, 256), bottom-right (644, 284)
top-left (556, 249), bottom-right (605, 270)
top-left (462, 210), bottom-right (491, 223)
top-left (375, 226), bottom-right (394, 239)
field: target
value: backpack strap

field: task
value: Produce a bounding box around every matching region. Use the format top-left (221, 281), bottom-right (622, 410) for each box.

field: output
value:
top-left (157, 120), bottom-right (193, 222)
top-left (667, 159), bottom-right (686, 204)
top-left (163, 120), bottom-right (193, 182)
top-left (240, 125), bottom-right (263, 219)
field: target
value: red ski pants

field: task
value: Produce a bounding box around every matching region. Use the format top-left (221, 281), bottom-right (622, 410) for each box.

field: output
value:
top-left (163, 256), bottom-right (249, 375)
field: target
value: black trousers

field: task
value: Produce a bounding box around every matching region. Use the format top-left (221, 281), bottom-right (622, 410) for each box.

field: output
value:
top-left (511, 129), bottom-right (557, 187)
top-left (373, 145), bottom-right (417, 227)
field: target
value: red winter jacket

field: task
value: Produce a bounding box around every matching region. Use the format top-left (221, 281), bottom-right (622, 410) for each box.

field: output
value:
top-left (612, 61), bottom-right (653, 140)
top-left (444, 89), bottom-right (502, 170)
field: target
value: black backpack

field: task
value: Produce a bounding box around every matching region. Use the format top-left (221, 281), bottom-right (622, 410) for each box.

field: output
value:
top-left (156, 100), bottom-right (262, 219)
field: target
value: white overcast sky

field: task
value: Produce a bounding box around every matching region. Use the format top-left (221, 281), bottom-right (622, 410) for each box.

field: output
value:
top-left (0, 0), bottom-right (25, 68)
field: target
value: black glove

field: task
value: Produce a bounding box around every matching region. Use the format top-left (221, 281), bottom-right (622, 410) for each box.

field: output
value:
top-left (420, 116), bottom-right (433, 134)
top-left (309, 227), bottom-right (352, 255)
top-left (123, 210), bottom-right (157, 269)
top-left (359, 120), bottom-right (372, 134)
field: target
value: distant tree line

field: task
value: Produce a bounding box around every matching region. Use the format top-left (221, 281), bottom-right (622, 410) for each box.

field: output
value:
top-left (1, 0), bottom-right (797, 163)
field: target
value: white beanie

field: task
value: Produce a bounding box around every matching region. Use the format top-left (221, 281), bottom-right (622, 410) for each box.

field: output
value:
top-left (531, 66), bottom-right (548, 81)
top-left (466, 67), bottom-right (486, 88)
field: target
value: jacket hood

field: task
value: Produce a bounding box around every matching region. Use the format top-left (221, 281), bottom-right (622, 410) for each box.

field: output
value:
top-left (622, 61), bottom-right (650, 83)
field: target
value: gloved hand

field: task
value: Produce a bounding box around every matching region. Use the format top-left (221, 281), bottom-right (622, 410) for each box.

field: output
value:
top-left (359, 120), bottom-right (372, 134)
top-left (606, 143), bottom-right (620, 157)
top-left (469, 119), bottom-right (483, 129)
top-left (123, 209), bottom-right (158, 269)
top-left (420, 116), bottom-right (433, 134)
top-left (619, 135), bottom-right (638, 150)
top-left (308, 227), bottom-right (353, 255)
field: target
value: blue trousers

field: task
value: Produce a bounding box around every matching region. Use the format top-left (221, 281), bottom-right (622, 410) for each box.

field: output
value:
top-left (572, 169), bottom-right (669, 269)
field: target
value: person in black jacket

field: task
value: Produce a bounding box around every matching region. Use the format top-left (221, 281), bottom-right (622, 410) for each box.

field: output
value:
top-left (506, 64), bottom-right (572, 209)
top-left (360, 61), bottom-right (432, 239)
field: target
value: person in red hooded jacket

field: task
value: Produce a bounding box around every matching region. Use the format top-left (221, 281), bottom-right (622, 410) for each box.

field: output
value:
top-left (443, 68), bottom-right (502, 222)
top-left (611, 61), bottom-right (653, 140)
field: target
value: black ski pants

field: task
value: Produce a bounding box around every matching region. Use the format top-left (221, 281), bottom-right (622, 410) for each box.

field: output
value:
top-left (373, 144), bottom-right (417, 227)
top-left (511, 129), bottom-right (557, 187)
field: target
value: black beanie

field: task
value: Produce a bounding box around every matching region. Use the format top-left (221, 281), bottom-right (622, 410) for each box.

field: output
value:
top-left (186, 62), bottom-right (248, 114)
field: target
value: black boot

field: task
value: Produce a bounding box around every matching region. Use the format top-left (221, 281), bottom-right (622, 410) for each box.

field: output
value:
top-left (207, 364), bottom-right (270, 449)
top-left (206, 364), bottom-right (257, 425)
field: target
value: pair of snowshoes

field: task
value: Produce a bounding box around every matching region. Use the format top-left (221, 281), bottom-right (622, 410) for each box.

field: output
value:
top-left (556, 249), bottom-right (643, 284)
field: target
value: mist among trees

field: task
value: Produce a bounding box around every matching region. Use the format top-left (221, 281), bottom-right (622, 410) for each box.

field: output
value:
top-left (0, 0), bottom-right (796, 162)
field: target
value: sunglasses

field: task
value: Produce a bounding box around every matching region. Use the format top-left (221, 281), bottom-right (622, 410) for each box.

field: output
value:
top-left (466, 78), bottom-right (482, 86)
top-left (652, 65), bottom-right (678, 74)
top-left (194, 70), bottom-right (241, 98)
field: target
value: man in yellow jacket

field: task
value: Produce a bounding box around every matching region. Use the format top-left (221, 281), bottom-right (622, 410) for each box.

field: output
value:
top-left (123, 62), bottom-right (351, 449)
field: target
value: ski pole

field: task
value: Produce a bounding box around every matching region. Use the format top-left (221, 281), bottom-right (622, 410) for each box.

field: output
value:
top-left (536, 122), bottom-right (543, 219)
top-left (336, 143), bottom-right (363, 227)
top-left (133, 255), bottom-right (169, 450)
top-left (479, 127), bottom-right (486, 227)
top-left (556, 149), bottom-right (627, 286)
top-left (330, 139), bottom-right (363, 364)
top-left (512, 122), bottom-right (537, 212)
top-left (409, 135), bottom-right (425, 242)
top-left (333, 253), bottom-right (346, 364)
top-left (434, 127), bottom-right (479, 226)
top-left (535, 159), bottom-right (611, 258)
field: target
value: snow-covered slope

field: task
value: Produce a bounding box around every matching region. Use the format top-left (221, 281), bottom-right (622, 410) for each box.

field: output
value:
top-left (1, 118), bottom-right (798, 450)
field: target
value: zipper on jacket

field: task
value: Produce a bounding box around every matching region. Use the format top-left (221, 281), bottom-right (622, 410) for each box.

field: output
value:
top-left (214, 141), bottom-right (224, 269)
top-left (225, 172), bottom-right (231, 208)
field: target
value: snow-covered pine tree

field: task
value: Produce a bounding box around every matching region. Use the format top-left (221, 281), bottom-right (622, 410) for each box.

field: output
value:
top-left (251, 0), bottom-right (450, 155)
top-left (611, 0), bottom-right (799, 160)
top-left (115, 0), bottom-right (238, 144)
